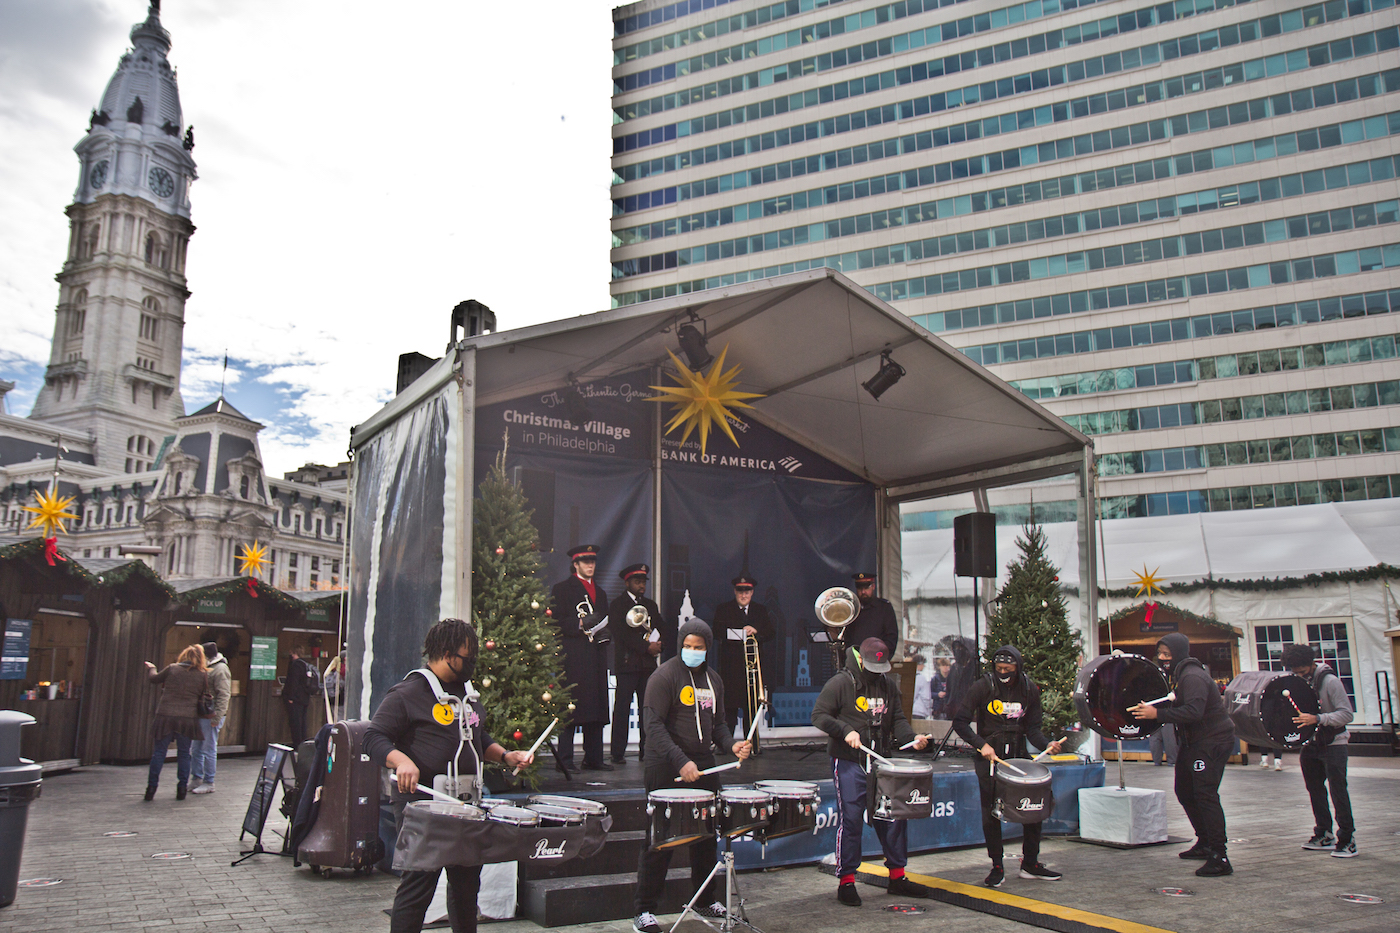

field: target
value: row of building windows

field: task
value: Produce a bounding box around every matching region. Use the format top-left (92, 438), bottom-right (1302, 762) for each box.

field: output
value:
top-left (1101, 425), bottom-right (1400, 477)
top-left (615, 0), bottom-right (1142, 116)
top-left (614, 18), bottom-right (1394, 210)
top-left (618, 0), bottom-right (862, 61)
top-left (613, 0), bottom-right (1375, 157)
top-left (1065, 377), bottom-right (1400, 438)
top-left (617, 0), bottom-right (773, 38)
top-left (1103, 473), bottom-right (1400, 517)
top-left (1009, 332), bottom-right (1399, 401)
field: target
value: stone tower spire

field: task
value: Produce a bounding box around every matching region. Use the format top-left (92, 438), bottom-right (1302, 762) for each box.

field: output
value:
top-left (30, 2), bottom-right (196, 474)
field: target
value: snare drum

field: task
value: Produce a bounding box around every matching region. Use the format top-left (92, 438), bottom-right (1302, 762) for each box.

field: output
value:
top-left (1226, 671), bottom-right (1319, 749)
top-left (646, 789), bottom-right (715, 849)
top-left (410, 800), bottom-right (486, 821)
top-left (527, 795), bottom-right (608, 818)
top-left (869, 758), bottom-right (933, 820)
top-left (486, 805), bottom-right (540, 828)
top-left (992, 758), bottom-right (1053, 825)
top-left (479, 797), bottom-right (512, 810)
top-left (528, 804), bottom-right (586, 827)
top-left (717, 788), bottom-right (772, 839)
top-left (754, 780), bottom-right (819, 841)
top-left (1073, 653), bottom-right (1170, 740)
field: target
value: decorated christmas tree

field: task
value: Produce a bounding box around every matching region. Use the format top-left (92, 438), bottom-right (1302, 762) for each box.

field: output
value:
top-left (471, 444), bottom-right (571, 786)
top-left (984, 516), bottom-right (1082, 734)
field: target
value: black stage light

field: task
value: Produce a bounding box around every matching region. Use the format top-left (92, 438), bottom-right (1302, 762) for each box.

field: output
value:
top-left (861, 351), bottom-right (906, 401)
top-left (563, 384), bottom-right (592, 425)
top-left (676, 322), bottom-right (713, 371)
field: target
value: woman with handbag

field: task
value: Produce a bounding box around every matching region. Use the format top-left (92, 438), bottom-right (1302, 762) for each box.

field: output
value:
top-left (143, 644), bottom-right (210, 800)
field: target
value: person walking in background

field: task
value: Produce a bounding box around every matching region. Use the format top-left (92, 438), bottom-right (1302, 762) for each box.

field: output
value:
top-left (190, 642), bottom-right (230, 794)
top-left (142, 644), bottom-right (209, 801)
top-left (283, 649), bottom-right (314, 746)
top-left (912, 655), bottom-right (933, 720)
top-left (1259, 747), bottom-right (1283, 771)
top-left (930, 657), bottom-right (950, 719)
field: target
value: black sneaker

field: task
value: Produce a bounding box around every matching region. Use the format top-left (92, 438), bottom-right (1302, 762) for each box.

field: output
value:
top-left (633, 912), bottom-right (663, 933)
top-left (1178, 842), bottom-right (1211, 860)
top-left (1302, 832), bottom-right (1336, 851)
top-left (143, 785), bottom-right (156, 802)
top-left (694, 902), bottom-right (727, 919)
top-left (887, 876), bottom-right (930, 898)
top-left (1019, 862), bottom-right (1062, 881)
top-left (1195, 855), bottom-right (1232, 877)
top-left (1331, 838), bottom-right (1358, 858)
top-left (837, 882), bottom-right (862, 906)
top-left (983, 865), bottom-right (1005, 888)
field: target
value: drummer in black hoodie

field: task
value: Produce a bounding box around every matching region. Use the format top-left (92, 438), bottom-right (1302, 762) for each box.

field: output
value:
top-left (1131, 632), bottom-right (1236, 877)
top-left (952, 645), bottom-right (1065, 888)
top-left (812, 637), bottom-right (931, 907)
top-left (631, 618), bottom-right (751, 933)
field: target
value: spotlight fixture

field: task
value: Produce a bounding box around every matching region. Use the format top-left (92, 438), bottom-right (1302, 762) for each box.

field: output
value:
top-left (562, 383), bottom-right (592, 425)
top-left (861, 350), bottom-right (906, 401)
top-left (676, 317), bottom-right (713, 371)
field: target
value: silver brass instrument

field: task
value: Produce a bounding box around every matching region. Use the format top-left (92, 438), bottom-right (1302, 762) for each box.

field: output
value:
top-left (577, 598), bottom-right (610, 644)
top-left (626, 604), bottom-right (651, 631)
top-left (814, 587), bottom-right (860, 630)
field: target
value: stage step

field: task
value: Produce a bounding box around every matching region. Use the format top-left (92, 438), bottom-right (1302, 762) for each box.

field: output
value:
top-left (520, 866), bottom-right (696, 927)
top-left (1347, 727), bottom-right (1398, 757)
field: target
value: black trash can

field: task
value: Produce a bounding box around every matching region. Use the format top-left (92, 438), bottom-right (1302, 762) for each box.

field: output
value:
top-left (0, 711), bottom-right (42, 908)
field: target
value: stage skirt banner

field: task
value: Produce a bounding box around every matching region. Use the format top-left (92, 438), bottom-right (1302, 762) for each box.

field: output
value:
top-left (393, 805), bottom-right (612, 871)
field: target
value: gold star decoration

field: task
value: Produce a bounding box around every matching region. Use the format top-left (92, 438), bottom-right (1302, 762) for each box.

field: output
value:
top-left (21, 488), bottom-right (78, 538)
top-left (650, 344), bottom-right (764, 456)
top-left (237, 540), bottom-right (271, 578)
top-left (1131, 564), bottom-right (1165, 599)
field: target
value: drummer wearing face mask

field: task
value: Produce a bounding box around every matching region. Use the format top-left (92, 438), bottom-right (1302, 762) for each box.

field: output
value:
top-left (952, 645), bottom-right (1064, 888)
top-left (632, 619), bottom-right (751, 933)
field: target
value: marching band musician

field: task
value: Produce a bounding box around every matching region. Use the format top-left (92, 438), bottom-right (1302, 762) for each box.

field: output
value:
top-left (812, 637), bottom-right (931, 907)
top-left (711, 574), bottom-right (775, 744)
top-left (1283, 642), bottom-right (1356, 858)
top-left (838, 572), bottom-right (901, 657)
top-left (364, 619), bottom-right (534, 933)
top-left (550, 544), bottom-right (611, 773)
top-left (609, 563), bottom-right (664, 764)
top-left (1132, 632), bottom-right (1235, 877)
top-left (952, 645), bottom-right (1065, 888)
top-left (632, 618), bottom-right (751, 933)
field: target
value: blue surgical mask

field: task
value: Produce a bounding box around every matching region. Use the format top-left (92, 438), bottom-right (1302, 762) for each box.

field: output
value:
top-left (681, 648), bottom-right (706, 668)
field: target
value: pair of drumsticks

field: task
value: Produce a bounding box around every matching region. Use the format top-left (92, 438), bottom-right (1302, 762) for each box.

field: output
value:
top-left (672, 702), bottom-right (765, 781)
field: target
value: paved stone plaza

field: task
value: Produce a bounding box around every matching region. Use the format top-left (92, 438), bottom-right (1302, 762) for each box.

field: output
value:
top-left (2, 753), bottom-right (1396, 933)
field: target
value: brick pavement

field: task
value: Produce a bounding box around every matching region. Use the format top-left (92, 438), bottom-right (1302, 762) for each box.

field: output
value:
top-left (2, 753), bottom-right (1397, 933)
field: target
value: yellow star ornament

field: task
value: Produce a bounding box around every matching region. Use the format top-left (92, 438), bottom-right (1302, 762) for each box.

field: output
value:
top-left (1131, 564), bottom-right (1165, 599)
top-left (650, 344), bottom-right (764, 456)
top-left (22, 489), bottom-right (79, 538)
top-left (237, 540), bottom-right (271, 579)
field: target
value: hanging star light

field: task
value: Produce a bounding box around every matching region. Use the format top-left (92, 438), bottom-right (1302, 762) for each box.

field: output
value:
top-left (650, 344), bottom-right (764, 456)
top-left (1131, 565), bottom-right (1166, 599)
top-left (237, 540), bottom-right (271, 579)
top-left (21, 488), bottom-right (78, 539)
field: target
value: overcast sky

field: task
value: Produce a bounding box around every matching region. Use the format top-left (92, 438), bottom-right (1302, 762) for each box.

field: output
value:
top-left (0, 0), bottom-right (620, 473)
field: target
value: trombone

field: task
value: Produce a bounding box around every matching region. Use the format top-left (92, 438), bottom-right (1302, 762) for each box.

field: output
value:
top-left (745, 633), bottom-right (768, 745)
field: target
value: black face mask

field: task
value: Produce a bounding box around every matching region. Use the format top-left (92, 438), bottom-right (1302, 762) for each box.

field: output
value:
top-left (996, 671), bottom-right (1015, 685)
top-left (1158, 655), bottom-right (1173, 676)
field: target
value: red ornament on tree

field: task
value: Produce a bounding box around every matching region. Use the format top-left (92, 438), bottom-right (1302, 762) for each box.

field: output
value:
top-left (495, 545), bottom-right (505, 556)
top-left (485, 640), bottom-right (496, 650)
top-left (513, 730), bottom-right (524, 740)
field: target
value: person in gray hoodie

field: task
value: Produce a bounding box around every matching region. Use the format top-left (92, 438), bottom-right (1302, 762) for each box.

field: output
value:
top-left (1282, 643), bottom-right (1356, 857)
top-left (191, 641), bottom-right (231, 794)
top-left (631, 618), bottom-right (751, 933)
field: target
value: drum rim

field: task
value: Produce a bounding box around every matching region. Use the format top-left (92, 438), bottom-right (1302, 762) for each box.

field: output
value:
top-left (527, 804), bottom-right (587, 822)
top-left (527, 793), bottom-right (607, 812)
top-left (875, 757), bottom-right (934, 774)
top-left (486, 805), bottom-right (539, 825)
top-left (650, 788), bottom-right (715, 801)
top-left (755, 779), bottom-right (818, 789)
top-left (720, 788), bottom-right (772, 802)
top-left (415, 801), bottom-right (486, 819)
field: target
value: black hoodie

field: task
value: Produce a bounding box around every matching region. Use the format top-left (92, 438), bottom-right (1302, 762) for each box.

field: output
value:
top-left (1153, 633), bottom-right (1234, 746)
top-left (811, 645), bottom-right (916, 762)
top-left (951, 645), bottom-right (1052, 758)
top-left (642, 618), bottom-right (736, 775)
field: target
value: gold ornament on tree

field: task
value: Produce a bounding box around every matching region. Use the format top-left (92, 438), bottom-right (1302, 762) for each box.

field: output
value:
top-left (650, 344), bottom-right (764, 456)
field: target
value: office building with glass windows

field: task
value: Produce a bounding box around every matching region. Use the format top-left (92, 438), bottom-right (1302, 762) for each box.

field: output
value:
top-left (608, 0), bottom-right (1400, 522)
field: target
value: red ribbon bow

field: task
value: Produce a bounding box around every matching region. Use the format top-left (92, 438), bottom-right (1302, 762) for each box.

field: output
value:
top-left (245, 578), bottom-right (259, 598)
top-left (42, 537), bottom-right (67, 567)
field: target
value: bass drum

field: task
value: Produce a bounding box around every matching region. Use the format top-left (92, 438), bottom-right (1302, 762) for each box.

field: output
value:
top-left (1074, 653), bottom-right (1169, 740)
top-left (1226, 671), bottom-right (1319, 750)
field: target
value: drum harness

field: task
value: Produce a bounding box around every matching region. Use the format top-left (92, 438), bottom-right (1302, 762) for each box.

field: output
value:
top-left (843, 667), bottom-right (895, 761)
top-left (978, 672), bottom-right (1034, 760)
top-left (409, 667), bottom-right (484, 806)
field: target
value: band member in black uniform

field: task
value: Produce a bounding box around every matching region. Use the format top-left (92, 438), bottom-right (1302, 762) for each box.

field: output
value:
top-left (711, 574), bottom-right (775, 742)
top-left (1131, 632), bottom-right (1235, 876)
top-left (812, 638), bottom-right (931, 907)
top-left (365, 619), bottom-right (534, 933)
top-left (839, 572), bottom-right (901, 657)
top-left (550, 544), bottom-right (611, 772)
top-left (952, 645), bottom-right (1064, 888)
top-left (632, 618), bottom-right (751, 933)
top-left (610, 563), bottom-right (664, 764)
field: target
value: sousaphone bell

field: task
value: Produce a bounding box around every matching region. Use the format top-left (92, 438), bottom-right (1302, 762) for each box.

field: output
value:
top-left (814, 586), bottom-right (860, 667)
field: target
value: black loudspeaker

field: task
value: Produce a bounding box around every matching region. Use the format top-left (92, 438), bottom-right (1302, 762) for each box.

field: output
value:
top-left (511, 466), bottom-right (556, 551)
top-left (953, 512), bottom-right (996, 578)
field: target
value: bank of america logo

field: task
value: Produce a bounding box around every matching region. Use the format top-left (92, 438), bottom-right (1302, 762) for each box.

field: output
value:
top-left (779, 456), bottom-right (802, 473)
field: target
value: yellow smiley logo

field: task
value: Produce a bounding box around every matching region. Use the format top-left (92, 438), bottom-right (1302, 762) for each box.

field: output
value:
top-left (989, 699), bottom-right (1004, 715)
top-left (432, 703), bottom-right (456, 725)
top-left (679, 685), bottom-right (696, 706)
top-left (856, 696), bottom-right (869, 712)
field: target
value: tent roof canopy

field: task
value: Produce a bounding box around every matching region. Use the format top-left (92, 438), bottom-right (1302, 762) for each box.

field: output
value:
top-left (361, 270), bottom-right (1089, 495)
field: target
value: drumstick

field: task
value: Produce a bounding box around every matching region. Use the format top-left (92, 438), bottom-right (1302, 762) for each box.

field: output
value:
top-left (859, 743), bottom-right (896, 767)
top-left (993, 758), bottom-right (1027, 777)
top-left (899, 734), bottom-right (932, 750)
top-left (1140, 692), bottom-right (1176, 706)
top-left (1281, 689), bottom-right (1304, 716)
top-left (392, 776), bottom-right (467, 806)
top-left (512, 717), bottom-right (559, 776)
top-left (1033, 737), bottom-right (1069, 761)
top-left (673, 760), bottom-right (743, 782)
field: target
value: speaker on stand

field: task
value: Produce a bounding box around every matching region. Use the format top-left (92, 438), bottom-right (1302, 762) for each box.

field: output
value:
top-left (953, 512), bottom-right (996, 666)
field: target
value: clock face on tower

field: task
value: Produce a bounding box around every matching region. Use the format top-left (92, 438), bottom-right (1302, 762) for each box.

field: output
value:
top-left (89, 160), bottom-right (109, 189)
top-left (147, 166), bottom-right (175, 198)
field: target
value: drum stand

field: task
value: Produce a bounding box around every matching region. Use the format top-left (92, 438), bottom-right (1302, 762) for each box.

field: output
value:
top-left (671, 834), bottom-right (763, 933)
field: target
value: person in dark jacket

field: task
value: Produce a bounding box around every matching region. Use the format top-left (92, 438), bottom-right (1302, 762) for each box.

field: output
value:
top-left (550, 544), bottom-right (610, 772)
top-left (190, 641), bottom-right (231, 794)
top-left (1131, 632), bottom-right (1236, 876)
top-left (142, 644), bottom-right (210, 800)
top-left (631, 618), bottom-right (751, 933)
top-left (364, 618), bottom-right (533, 933)
top-left (710, 574), bottom-right (775, 743)
top-left (838, 572), bottom-right (900, 658)
top-left (943, 638), bottom-right (977, 721)
top-left (283, 650), bottom-right (314, 746)
top-left (953, 645), bottom-right (1065, 887)
top-left (1283, 643), bottom-right (1356, 857)
top-left (812, 637), bottom-right (931, 907)
top-left (609, 562), bottom-right (664, 763)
